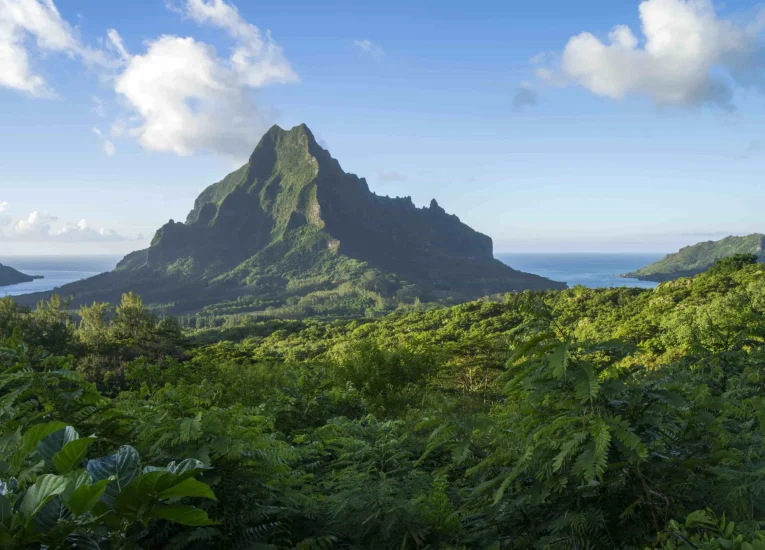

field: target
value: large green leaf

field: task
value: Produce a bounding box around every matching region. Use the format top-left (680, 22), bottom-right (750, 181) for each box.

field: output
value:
top-left (35, 495), bottom-right (73, 534)
top-left (150, 505), bottom-right (216, 526)
top-left (113, 468), bottom-right (215, 522)
top-left (685, 509), bottom-right (717, 528)
top-left (38, 426), bottom-right (79, 463)
top-left (52, 437), bottom-right (97, 474)
top-left (0, 431), bottom-right (20, 456)
top-left (138, 458), bottom-right (206, 481)
top-left (86, 445), bottom-right (139, 502)
top-left (19, 422), bottom-right (67, 458)
top-left (64, 469), bottom-right (94, 493)
top-left (67, 479), bottom-right (111, 517)
top-left (166, 458), bottom-right (207, 479)
top-left (19, 474), bottom-right (68, 521)
top-left (157, 477), bottom-right (217, 501)
top-left (113, 471), bottom-right (175, 521)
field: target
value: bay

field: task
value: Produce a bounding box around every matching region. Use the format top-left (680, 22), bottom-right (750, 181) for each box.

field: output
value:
top-left (496, 253), bottom-right (664, 289)
top-left (0, 256), bottom-right (121, 297)
top-left (0, 253), bottom-right (666, 298)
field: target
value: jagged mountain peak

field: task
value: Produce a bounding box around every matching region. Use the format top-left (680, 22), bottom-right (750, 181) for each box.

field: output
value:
top-left (261, 122), bottom-right (316, 141)
top-left (251, 123), bottom-right (329, 168)
top-left (143, 123), bottom-right (560, 285)
top-left (18, 124), bottom-right (565, 314)
top-left (185, 123), bottom-right (348, 227)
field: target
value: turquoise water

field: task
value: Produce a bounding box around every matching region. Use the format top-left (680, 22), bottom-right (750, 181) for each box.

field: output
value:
top-left (0, 253), bottom-right (664, 297)
top-left (497, 253), bottom-right (664, 289)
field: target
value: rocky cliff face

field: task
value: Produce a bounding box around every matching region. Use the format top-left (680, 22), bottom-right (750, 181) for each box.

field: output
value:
top-left (18, 124), bottom-right (565, 314)
top-left (129, 124), bottom-right (495, 278)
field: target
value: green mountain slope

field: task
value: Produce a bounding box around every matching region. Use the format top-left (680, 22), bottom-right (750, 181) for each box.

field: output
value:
top-left (623, 233), bottom-right (765, 282)
top-left (0, 263), bottom-right (40, 287)
top-left (16, 124), bottom-right (565, 315)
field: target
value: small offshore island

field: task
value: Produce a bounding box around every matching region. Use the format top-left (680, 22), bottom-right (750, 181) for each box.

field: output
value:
top-left (0, 263), bottom-right (43, 287)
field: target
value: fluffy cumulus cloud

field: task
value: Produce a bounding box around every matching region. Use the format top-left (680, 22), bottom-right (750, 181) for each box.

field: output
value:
top-left (111, 0), bottom-right (298, 158)
top-left (184, 0), bottom-right (298, 86)
top-left (0, 0), bottom-right (107, 96)
top-left (13, 210), bottom-right (57, 239)
top-left (1, 204), bottom-right (130, 242)
top-left (0, 0), bottom-right (298, 159)
top-left (354, 39), bottom-right (384, 61)
top-left (512, 82), bottom-right (539, 111)
top-left (55, 219), bottom-right (128, 242)
top-left (541, 0), bottom-right (765, 109)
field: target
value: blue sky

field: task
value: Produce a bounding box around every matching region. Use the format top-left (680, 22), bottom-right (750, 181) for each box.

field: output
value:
top-left (2, 0), bottom-right (765, 255)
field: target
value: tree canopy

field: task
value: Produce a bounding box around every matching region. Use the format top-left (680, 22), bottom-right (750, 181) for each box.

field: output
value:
top-left (4, 262), bottom-right (765, 548)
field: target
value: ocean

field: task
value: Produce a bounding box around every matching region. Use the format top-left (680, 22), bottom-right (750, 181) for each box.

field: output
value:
top-left (0, 256), bottom-right (121, 297)
top-left (0, 253), bottom-right (664, 297)
top-left (497, 253), bottom-right (664, 289)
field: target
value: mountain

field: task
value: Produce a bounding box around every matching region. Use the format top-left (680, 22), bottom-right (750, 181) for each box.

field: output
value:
top-left (0, 264), bottom-right (41, 287)
top-left (16, 124), bottom-right (565, 316)
top-left (623, 233), bottom-right (765, 282)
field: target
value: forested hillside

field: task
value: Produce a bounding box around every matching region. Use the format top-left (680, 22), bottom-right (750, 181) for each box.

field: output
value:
top-left (624, 234), bottom-right (765, 282)
top-left (3, 255), bottom-right (765, 548)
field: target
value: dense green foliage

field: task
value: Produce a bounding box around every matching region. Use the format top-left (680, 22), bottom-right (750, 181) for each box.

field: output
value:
top-left (625, 233), bottom-right (765, 281)
top-left (16, 124), bottom-right (563, 317)
top-left (5, 257), bottom-right (765, 548)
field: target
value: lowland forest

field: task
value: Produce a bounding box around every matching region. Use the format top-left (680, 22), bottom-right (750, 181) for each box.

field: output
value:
top-left (4, 253), bottom-right (765, 549)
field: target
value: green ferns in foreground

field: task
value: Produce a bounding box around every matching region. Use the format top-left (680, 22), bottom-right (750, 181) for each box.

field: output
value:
top-left (4, 255), bottom-right (765, 548)
top-left (0, 350), bottom-right (217, 548)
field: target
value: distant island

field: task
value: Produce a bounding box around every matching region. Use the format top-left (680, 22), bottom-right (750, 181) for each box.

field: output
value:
top-left (0, 263), bottom-right (43, 287)
top-left (622, 233), bottom-right (765, 282)
top-left (15, 124), bottom-right (565, 316)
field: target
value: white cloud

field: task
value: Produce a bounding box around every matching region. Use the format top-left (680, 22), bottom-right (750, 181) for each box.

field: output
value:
top-left (183, 0), bottom-right (298, 87)
top-left (512, 82), bottom-right (539, 111)
top-left (110, 119), bottom-right (127, 138)
top-left (113, 34), bottom-right (269, 157)
top-left (92, 127), bottom-right (116, 156)
top-left (110, 0), bottom-right (298, 158)
top-left (102, 140), bottom-right (117, 156)
top-left (5, 208), bottom-right (130, 242)
top-left (354, 39), bottom-right (384, 61)
top-left (542, 0), bottom-right (765, 109)
top-left (14, 210), bottom-right (57, 239)
top-left (55, 219), bottom-right (128, 242)
top-left (0, 0), bottom-right (109, 97)
top-left (106, 27), bottom-right (128, 61)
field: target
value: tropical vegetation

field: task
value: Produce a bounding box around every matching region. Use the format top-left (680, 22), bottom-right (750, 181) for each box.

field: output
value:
top-left (624, 234), bottom-right (765, 282)
top-left (4, 255), bottom-right (765, 548)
